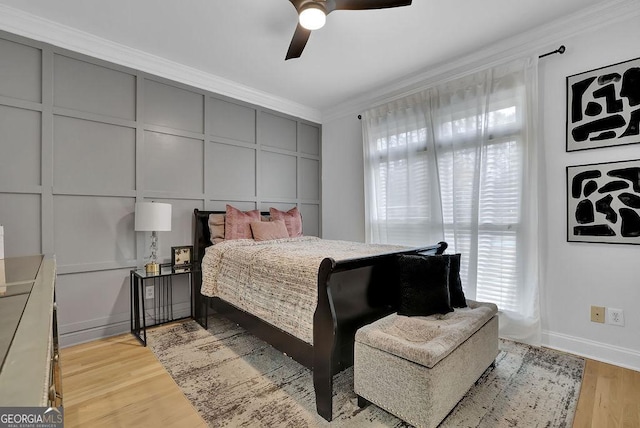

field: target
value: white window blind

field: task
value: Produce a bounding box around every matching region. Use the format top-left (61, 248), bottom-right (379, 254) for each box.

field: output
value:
top-left (438, 105), bottom-right (523, 311)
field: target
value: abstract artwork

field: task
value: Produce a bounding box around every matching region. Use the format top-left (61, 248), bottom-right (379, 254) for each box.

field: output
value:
top-left (567, 57), bottom-right (640, 151)
top-left (567, 159), bottom-right (640, 244)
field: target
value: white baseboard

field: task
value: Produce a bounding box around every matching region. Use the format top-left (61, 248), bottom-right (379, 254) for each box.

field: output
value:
top-left (60, 320), bottom-right (130, 348)
top-left (542, 330), bottom-right (640, 372)
top-left (60, 302), bottom-right (193, 348)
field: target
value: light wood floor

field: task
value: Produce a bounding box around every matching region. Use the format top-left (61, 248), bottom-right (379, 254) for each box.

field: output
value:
top-left (61, 327), bottom-right (640, 428)
top-left (573, 357), bottom-right (640, 428)
top-left (61, 331), bottom-right (206, 428)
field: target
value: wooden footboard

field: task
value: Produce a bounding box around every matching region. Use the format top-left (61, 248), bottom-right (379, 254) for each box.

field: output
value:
top-left (313, 243), bottom-right (446, 421)
top-left (192, 208), bottom-right (446, 422)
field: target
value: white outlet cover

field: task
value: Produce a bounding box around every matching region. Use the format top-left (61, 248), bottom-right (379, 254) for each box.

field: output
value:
top-left (145, 285), bottom-right (154, 299)
top-left (606, 308), bottom-right (625, 326)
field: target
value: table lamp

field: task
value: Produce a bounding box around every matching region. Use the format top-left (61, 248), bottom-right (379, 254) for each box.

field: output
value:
top-left (135, 202), bottom-right (172, 273)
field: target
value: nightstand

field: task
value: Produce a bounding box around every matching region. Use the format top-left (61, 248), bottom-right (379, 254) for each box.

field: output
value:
top-left (130, 263), bottom-right (192, 346)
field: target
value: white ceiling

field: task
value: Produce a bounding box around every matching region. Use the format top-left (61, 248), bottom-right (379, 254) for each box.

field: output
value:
top-left (0, 0), bottom-right (609, 115)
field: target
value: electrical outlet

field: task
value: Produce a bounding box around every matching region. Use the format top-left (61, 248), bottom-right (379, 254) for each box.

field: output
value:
top-left (590, 306), bottom-right (605, 323)
top-left (607, 308), bottom-right (625, 326)
top-left (145, 285), bottom-right (154, 299)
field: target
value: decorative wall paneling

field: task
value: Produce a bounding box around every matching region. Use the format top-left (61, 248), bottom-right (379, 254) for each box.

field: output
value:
top-left (0, 30), bottom-right (321, 346)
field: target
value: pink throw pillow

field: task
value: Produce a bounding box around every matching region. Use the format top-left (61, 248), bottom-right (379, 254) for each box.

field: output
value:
top-left (250, 220), bottom-right (289, 241)
top-left (225, 205), bottom-right (260, 240)
top-left (269, 207), bottom-right (303, 237)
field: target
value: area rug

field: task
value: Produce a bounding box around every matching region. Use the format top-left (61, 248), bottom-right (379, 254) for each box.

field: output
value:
top-left (147, 313), bottom-right (584, 427)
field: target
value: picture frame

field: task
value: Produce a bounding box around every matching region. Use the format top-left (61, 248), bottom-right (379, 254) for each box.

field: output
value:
top-left (171, 245), bottom-right (193, 267)
top-left (566, 56), bottom-right (640, 152)
top-left (567, 159), bottom-right (640, 244)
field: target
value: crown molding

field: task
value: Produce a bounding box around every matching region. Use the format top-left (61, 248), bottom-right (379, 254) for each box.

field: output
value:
top-left (322, 0), bottom-right (640, 123)
top-left (0, 4), bottom-right (322, 123)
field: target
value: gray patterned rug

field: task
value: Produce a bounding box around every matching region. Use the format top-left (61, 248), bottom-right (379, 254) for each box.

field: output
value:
top-left (147, 313), bottom-right (584, 427)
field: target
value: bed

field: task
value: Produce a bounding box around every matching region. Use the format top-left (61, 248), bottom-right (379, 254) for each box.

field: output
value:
top-left (192, 209), bottom-right (447, 421)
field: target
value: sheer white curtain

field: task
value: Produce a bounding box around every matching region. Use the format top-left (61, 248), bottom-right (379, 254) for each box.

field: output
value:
top-left (363, 92), bottom-right (444, 247)
top-left (362, 57), bottom-right (541, 345)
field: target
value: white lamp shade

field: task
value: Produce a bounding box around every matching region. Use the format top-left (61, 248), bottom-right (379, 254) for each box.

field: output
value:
top-left (299, 4), bottom-right (326, 30)
top-left (134, 202), bottom-right (172, 232)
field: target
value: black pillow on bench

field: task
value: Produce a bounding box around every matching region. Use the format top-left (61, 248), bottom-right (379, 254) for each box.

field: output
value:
top-left (446, 253), bottom-right (467, 308)
top-left (397, 254), bottom-right (453, 317)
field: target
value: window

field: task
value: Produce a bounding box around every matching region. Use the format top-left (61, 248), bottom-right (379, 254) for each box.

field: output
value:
top-left (363, 58), bottom-right (540, 343)
top-left (437, 104), bottom-right (523, 311)
top-left (368, 125), bottom-right (439, 245)
top-left (364, 85), bottom-right (529, 314)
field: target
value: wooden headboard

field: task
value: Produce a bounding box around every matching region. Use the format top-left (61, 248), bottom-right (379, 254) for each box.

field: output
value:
top-left (193, 209), bottom-right (214, 268)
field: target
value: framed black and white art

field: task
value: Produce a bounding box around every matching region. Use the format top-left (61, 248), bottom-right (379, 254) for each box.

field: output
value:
top-left (566, 57), bottom-right (640, 152)
top-left (567, 159), bottom-right (640, 244)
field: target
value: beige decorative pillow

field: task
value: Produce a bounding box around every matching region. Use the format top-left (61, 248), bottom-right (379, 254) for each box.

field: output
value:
top-left (250, 220), bottom-right (289, 241)
top-left (208, 213), bottom-right (225, 244)
top-left (269, 206), bottom-right (303, 237)
top-left (224, 204), bottom-right (260, 240)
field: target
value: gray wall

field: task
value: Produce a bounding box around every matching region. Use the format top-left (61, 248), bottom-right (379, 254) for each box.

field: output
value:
top-left (0, 31), bottom-right (321, 346)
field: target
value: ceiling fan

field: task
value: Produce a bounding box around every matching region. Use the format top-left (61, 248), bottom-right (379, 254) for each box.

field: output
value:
top-left (285, 0), bottom-right (412, 60)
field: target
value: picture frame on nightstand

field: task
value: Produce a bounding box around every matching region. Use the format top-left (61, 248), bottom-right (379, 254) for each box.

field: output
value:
top-left (171, 245), bottom-right (192, 270)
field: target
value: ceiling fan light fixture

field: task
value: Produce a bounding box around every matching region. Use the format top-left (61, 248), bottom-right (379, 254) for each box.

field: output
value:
top-left (299, 3), bottom-right (326, 30)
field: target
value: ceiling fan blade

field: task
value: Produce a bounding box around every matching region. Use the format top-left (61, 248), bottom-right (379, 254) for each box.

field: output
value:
top-left (285, 24), bottom-right (312, 60)
top-left (330, 0), bottom-right (411, 11)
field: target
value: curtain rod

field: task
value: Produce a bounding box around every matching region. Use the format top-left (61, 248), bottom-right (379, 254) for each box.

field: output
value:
top-left (539, 45), bottom-right (566, 59)
top-left (357, 45), bottom-right (567, 120)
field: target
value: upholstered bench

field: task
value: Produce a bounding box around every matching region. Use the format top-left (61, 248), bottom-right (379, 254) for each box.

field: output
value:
top-left (354, 300), bottom-right (499, 428)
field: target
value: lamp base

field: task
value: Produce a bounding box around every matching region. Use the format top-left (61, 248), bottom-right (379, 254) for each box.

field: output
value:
top-left (145, 262), bottom-right (160, 274)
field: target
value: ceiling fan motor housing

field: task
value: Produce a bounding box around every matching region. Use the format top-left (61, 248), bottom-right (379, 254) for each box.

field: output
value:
top-left (285, 0), bottom-right (412, 60)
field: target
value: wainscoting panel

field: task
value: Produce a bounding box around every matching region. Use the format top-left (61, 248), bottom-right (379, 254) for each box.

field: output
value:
top-left (300, 204), bottom-right (320, 237)
top-left (209, 97), bottom-right (256, 144)
top-left (53, 54), bottom-right (136, 121)
top-left (0, 37), bottom-right (41, 103)
top-left (0, 105), bottom-right (41, 186)
top-left (259, 111), bottom-right (297, 152)
top-left (0, 29), bottom-right (321, 347)
top-left (300, 158), bottom-right (320, 201)
top-left (260, 151), bottom-right (297, 200)
top-left (143, 131), bottom-right (204, 194)
top-left (208, 142), bottom-right (257, 199)
top-left (53, 195), bottom-right (136, 267)
top-left (0, 193), bottom-right (41, 256)
top-left (144, 79), bottom-right (204, 133)
top-left (299, 122), bottom-right (320, 156)
top-left (55, 268), bottom-right (131, 338)
top-left (208, 200), bottom-right (257, 212)
top-left (260, 202), bottom-right (298, 212)
top-left (53, 116), bottom-right (136, 193)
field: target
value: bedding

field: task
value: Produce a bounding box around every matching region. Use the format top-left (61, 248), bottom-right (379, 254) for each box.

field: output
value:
top-left (201, 236), bottom-right (407, 344)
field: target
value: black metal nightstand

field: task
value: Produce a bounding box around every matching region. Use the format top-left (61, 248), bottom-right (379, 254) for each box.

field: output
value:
top-left (130, 263), bottom-right (192, 346)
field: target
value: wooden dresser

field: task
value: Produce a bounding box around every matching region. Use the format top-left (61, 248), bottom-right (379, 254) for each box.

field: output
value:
top-left (0, 255), bottom-right (61, 407)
